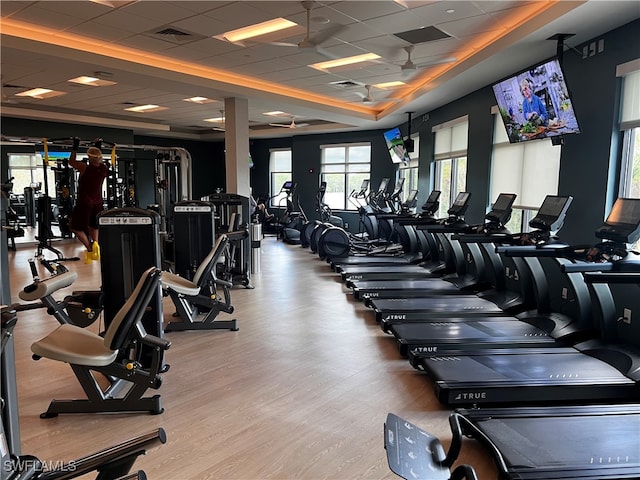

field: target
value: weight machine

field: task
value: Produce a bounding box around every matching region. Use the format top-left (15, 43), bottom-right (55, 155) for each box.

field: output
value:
top-left (1, 135), bottom-right (193, 264)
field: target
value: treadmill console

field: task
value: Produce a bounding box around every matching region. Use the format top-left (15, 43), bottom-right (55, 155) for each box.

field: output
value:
top-left (529, 195), bottom-right (573, 232)
top-left (485, 193), bottom-right (517, 225)
top-left (281, 181), bottom-right (296, 194)
top-left (447, 191), bottom-right (471, 217)
top-left (400, 189), bottom-right (419, 213)
top-left (595, 197), bottom-right (640, 244)
top-left (377, 177), bottom-right (390, 194)
top-left (390, 178), bottom-right (405, 200)
top-left (352, 179), bottom-right (370, 199)
top-left (420, 190), bottom-right (441, 217)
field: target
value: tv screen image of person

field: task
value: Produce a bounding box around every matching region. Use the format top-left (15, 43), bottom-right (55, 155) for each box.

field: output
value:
top-left (492, 58), bottom-right (581, 143)
top-left (383, 127), bottom-right (411, 164)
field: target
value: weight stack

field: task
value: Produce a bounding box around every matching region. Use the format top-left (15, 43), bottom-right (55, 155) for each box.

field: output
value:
top-left (97, 208), bottom-right (163, 366)
top-left (172, 200), bottom-right (215, 280)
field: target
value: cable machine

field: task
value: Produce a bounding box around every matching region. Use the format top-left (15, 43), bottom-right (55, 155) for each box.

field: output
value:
top-left (1, 135), bottom-right (193, 264)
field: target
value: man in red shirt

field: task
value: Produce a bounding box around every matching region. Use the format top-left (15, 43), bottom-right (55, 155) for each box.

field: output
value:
top-left (69, 139), bottom-right (108, 263)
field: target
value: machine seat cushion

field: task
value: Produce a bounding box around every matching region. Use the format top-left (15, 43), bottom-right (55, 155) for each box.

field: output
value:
top-left (161, 272), bottom-right (200, 296)
top-left (31, 324), bottom-right (118, 366)
top-left (19, 272), bottom-right (78, 301)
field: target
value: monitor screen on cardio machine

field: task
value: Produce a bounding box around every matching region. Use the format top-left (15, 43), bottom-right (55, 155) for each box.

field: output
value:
top-left (351, 179), bottom-right (370, 198)
top-left (447, 192), bottom-right (471, 216)
top-left (405, 189), bottom-right (419, 205)
top-left (390, 178), bottom-right (405, 197)
top-left (377, 178), bottom-right (389, 193)
top-left (529, 195), bottom-right (573, 232)
top-left (486, 193), bottom-right (517, 223)
top-left (596, 197), bottom-right (640, 244)
top-left (421, 190), bottom-right (441, 215)
top-left (282, 181), bottom-right (294, 191)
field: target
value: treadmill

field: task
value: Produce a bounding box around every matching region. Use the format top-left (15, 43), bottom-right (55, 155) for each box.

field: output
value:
top-left (410, 197), bottom-right (640, 406)
top-left (329, 190), bottom-right (441, 271)
top-left (374, 195), bottom-right (574, 327)
top-left (387, 196), bottom-right (599, 355)
top-left (350, 193), bottom-right (517, 301)
top-left (339, 192), bottom-right (473, 284)
top-left (385, 405), bottom-right (640, 480)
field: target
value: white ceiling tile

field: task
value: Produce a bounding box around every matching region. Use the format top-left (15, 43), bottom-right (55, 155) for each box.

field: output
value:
top-left (0, 0), bottom-right (634, 138)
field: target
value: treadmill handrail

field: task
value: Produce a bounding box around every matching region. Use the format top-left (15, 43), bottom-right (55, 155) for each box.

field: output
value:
top-left (562, 262), bottom-right (615, 273)
top-left (584, 272), bottom-right (640, 283)
top-left (495, 244), bottom-right (577, 256)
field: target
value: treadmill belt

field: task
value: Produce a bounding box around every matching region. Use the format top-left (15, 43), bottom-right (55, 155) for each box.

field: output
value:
top-left (372, 296), bottom-right (504, 314)
top-left (353, 279), bottom-right (461, 292)
top-left (393, 319), bottom-right (550, 342)
top-left (425, 350), bottom-right (633, 383)
top-left (477, 414), bottom-right (640, 468)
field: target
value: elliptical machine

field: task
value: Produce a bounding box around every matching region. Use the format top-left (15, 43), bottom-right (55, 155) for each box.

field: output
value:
top-left (278, 181), bottom-right (307, 244)
top-left (316, 179), bottom-right (408, 260)
top-left (302, 181), bottom-right (344, 250)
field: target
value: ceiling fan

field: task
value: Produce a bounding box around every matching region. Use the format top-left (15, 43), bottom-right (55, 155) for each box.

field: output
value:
top-left (211, 110), bottom-right (225, 131)
top-left (269, 1), bottom-right (345, 58)
top-left (1, 78), bottom-right (21, 104)
top-left (269, 116), bottom-right (310, 129)
top-left (354, 85), bottom-right (374, 103)
top-left (397, 45), bottom-right (457, 74)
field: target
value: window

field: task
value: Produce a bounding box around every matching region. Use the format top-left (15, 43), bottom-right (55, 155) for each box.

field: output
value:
top-left (618, 65), bottom-right (640, 197)
top-left (320, 143), bottom-right (371, 210)
top-left (7, 154), bottom-right (57, 198)
top-left (269, 148), bottom-right (292, 208)
top-left (433, 117), bottom-right (468, 218)
top-left (490, 111), bottom-right (561, 233)
top-left (617, 62), bottom-right (640, 248)
top-left (399, 135), bottom-right (419, 203)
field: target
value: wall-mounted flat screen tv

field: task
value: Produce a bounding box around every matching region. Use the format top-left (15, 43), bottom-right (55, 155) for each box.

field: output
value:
top-left (383, 127), bottom-right (411, 164)
top-left (492, 58), bottom-right (581, 143)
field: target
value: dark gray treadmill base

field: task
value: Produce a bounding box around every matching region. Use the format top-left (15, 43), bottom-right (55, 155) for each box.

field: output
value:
top-left (390, 319), bottom-right (557, 356)
top-left (383, 315), bottom-right (509, 333)
top-left (341, 261), bottom-right (447, 283)
top-left (413, 347), bottom-right (639, 405)
top-left (456, 404), bottom-right (640, 479)
top-left (351, 278), bottom-right (464, 300)
top-left (372, 296), bottom-right (505, 323)
top-left (332, 254), bottom-right (417, 270)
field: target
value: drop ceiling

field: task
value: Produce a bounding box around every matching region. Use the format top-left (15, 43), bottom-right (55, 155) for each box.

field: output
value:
top-left (1, 1), bottom-right (638, 140)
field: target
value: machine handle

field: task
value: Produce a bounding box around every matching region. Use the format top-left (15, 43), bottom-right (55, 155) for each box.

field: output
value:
top-left (583, 272), bottom-right (640, 284)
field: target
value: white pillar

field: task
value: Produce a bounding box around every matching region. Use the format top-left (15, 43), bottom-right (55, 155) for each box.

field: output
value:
top-left (224, 97), bottom-right (250, 197)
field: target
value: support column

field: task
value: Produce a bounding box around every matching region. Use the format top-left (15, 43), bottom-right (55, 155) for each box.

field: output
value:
top-left (224, 97), bottom-right (250, 198)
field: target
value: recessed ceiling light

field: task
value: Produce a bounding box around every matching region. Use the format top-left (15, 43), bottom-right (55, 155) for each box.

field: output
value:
top-left (263, 111), bottom-right (288, 116)
top-left (68, 76), bottom-right (117, 87)
top-left (309, 53), bottom-right (382, 71)
top-left (446, 9), bottom-right (455, 14)
top-left (15, 88), bottom-right (66, 99)
top-left (183, 96), bottom-right (216, 104)
top-left (124, 104), bottom-right (167, 112)
top-left (89, 0), bottom-right (138, 8)
top-left (375, 81), bottom-right (406, 89)
top-left (203, 116), bottom-right (224, 123)
top-left (215, 18), bottom-right (298, 44)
